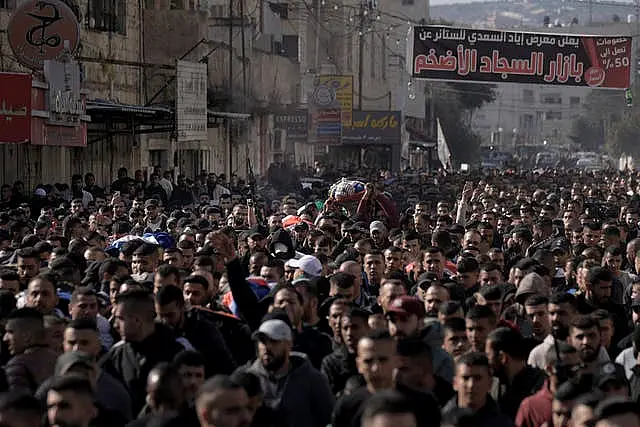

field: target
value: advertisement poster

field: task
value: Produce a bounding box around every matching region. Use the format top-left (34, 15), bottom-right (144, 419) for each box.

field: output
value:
top-left (412, 26), bottom-right (632, 88)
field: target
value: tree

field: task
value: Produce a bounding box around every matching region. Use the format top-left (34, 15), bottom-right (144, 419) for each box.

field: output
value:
top-left (607, 112), bottom-right (640, 155)
top-left (569, 117), bottom-right (602, 151)
top-left (429, 82), bottom-right (496, 163)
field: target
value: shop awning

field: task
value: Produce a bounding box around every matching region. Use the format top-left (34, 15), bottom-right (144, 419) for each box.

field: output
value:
top-left (87, 100), bottom-right (173, 120)
top-left (86, 100), bottom-right (174, 143)
top-left (207, 110), bottom-right (251, 120)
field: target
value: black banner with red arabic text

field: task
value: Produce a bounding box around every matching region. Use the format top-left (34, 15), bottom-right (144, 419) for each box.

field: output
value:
top-left (412, 26), bottom-right (632, 89)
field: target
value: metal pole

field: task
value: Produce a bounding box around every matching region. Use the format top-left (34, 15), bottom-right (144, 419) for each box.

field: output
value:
top-left (358, 3), bottom-right (364, 109)
top-left (240, 0), bottom-right (247, 113)
top-left (144, 38), bottom-right (206, 106)
top-left (229, 0), bottom-right (234, 105)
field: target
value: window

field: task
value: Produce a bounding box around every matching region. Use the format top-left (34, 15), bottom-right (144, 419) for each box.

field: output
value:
top-left (522, 89), bottom-right (533, 103)
top-left (545, 111), bottom-right (562, 120)
top-left (402, 0), bottom-right (414, 5)
top-left (268, 2), bottom-right (289, 19)
top-left (541, 94), bottom-right (562, 104)
top-left (87, 0), bottom-right (126, 34)
top-left (273, 129), bottom-right (283, 151)
top-left (210, 4), bottom-right (226, 17)
top-left (170, 0), bottom-right (185, 9)
top-left (520, 114), bottom-right (534, 129)
top-left (381, 35), bottom-right (386, 80)
top-left (0, 0), bottom-right (16, 9)
top-left (570, 96), bottom-right (580, 105)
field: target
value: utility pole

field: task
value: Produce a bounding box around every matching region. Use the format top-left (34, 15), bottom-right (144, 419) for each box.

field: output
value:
top-left (228, 0), bottom-right (234, 177)
top-left (358, 2), bottom-right (365, 109)
top-left (229, 0), bottom-right (234, 102)
top-left (240, 0), bottom-right (247, 113)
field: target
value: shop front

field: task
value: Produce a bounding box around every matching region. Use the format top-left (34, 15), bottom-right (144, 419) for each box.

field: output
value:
top-left (328, 110), bottom-right (402, 172)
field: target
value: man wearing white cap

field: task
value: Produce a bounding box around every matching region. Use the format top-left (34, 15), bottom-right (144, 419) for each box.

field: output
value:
top-left (370, 221), bottom-right (389, 249)
top-left (239, 318), bottom-right (335, 427)
top-left (287, 254), bottom-right (323, 279)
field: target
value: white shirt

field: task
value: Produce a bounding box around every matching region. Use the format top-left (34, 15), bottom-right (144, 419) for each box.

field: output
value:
top-left (528, 334), bottom-right (610, 368)
top-left (615, 347), bottom-right (636, 379)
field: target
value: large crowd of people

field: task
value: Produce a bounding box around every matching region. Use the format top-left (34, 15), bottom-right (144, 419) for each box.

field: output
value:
top-left (0, 166), bottom-right (637, 427)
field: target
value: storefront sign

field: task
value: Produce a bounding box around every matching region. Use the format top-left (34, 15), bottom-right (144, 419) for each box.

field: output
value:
top-left (176, 60), bottom-right (207, 143)
top-left (274, 110), bottom-right (308, 142)
top-left (316, 75), bottom-right (353, 126)
top-left (7, 0), bottom-right (80, 70)
top-left (412, 26), bottom-right (632, 88)
top-left (0, 73), bottom-right (32, 144)
top-left (309, 107), bottom-right (341, 144)
top-left (44, 59), bottom-right (84, 126)
top-left (342, 111), bottom-right (401, 145)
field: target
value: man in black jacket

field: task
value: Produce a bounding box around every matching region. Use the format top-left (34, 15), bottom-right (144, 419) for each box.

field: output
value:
top-left (485, 327), bottom-right (545, 419)
top-left (442, 352), bottom-right (514, 427)
top-left (154, 285), bottom-right (236, 377)
top-left (576, 267), bottom-right (628, 346)
top-left (321, 307), bottom-right (370, 395)
top-left (100, 290), bottom-right (185, 413)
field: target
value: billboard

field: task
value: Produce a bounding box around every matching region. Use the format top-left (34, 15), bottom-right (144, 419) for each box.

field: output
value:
top-left (412, 26), bottom-right (632, 88)
top-left (0, 73), bottom-right (32, 144)
top-left (342, 111), bottom-right (402, 145)
top-left (316, 75), bottom-right (353, 126)
top-left (44, 59), bottom-right (84, 127)
top-left (176, 60), bottom-right (207, 142)
top-left (274, 110), bottom-right (308, 142)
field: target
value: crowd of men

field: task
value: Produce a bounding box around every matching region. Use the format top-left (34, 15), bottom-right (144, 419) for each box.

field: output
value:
top-left (0, 168), bottom-right (637, 427)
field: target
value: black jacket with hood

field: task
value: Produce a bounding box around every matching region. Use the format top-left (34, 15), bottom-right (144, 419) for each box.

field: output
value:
top-left (100, 323), bottom-right (185, 413)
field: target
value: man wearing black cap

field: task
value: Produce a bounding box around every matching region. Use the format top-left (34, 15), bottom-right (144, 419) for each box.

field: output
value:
top-left (595, 362), bottom-right (630, 399)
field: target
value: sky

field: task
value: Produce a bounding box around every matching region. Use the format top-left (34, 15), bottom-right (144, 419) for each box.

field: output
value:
top-left (430, 0), bottom-right (635, 5)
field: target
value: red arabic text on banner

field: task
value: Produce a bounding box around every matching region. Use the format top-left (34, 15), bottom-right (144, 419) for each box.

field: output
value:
top-left (412, 26), bottom-right (632, 89)
top-left (0, 73), bottom-right (32, 144)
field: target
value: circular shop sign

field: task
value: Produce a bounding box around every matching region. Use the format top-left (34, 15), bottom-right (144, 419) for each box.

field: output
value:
top-left (7, 0), bottom-right (80, 70)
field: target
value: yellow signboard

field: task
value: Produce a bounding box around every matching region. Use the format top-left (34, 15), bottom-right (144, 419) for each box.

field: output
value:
top-left (317, 75), bottom-right (353, 127)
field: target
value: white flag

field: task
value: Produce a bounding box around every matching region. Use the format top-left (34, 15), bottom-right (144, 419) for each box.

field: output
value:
top-left (436, 118), bottom-right (452, 171)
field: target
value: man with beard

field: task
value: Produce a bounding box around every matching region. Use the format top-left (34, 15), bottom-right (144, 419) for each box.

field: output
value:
top-left (485, 327), bottom-right (546, 419)
top-left (386, 296), bottom-right (454, 383)
top-left (154, 285), bottom-right (235, 377)
top-left (524, 295), bottom-right (551, 345)
top-left (576, 267), bottom-right (628, 347)
top-left (568, 315), bottom-right (608, 373)
top-left (528, 292), bottom-right (578, 369)
top-left (517, 343), bottom-right (583, 427)
top-left (239, 318), bottom-right (334, 427)
top-left (46, 375), bottom-right (98, 427)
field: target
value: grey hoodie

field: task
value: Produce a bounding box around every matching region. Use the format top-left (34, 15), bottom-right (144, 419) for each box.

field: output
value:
top-left (240, 352), bottom-right (334, 427)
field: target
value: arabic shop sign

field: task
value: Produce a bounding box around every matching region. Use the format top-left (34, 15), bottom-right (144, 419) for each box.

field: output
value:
top-left (0, 73), bottom-right (32, 144)
top-left (274, 110), bottom-right (308, 142)
top-left (44, 58), bottom-right (85, 126)
top-left (342, 111), bottom-right (402, 145)
top-left (7, 0), bottom-right (80, 70)
top-left (412, 26), bottom-right (632, 88)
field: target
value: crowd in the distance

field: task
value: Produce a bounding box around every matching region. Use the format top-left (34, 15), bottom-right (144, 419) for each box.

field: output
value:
top-left (0, 167), bottom-right (637, 427)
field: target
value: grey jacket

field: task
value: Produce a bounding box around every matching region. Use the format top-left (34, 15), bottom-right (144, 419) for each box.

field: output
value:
top-left (240, 352), bottom-right (334, 427)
